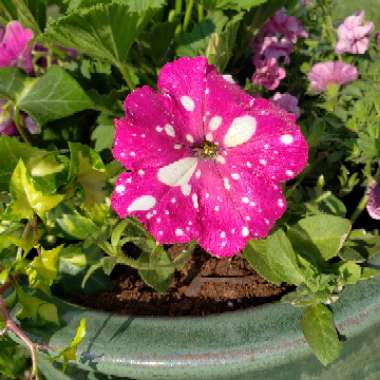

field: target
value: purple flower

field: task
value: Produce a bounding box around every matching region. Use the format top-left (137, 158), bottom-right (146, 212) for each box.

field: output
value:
top-left (0, 21), bottom-right (34, 73)
top-left (336, 11), bottom-right (374, 54)
top-left (376, 32), bottom-right (380, 49)
top-left (111, 57), bottom-right (308, 257)
top-left (367, 181), bottom-right (380, 220)
top-left (264, 10), bottom-right (308, 43)
top-left (252, 58), bottom-right (286, 91)
top-left (271, 92), bottom-right (300, 118)
top-left (0, 100), bottom-right (17, 135)
top-left (254, 36), bottom-right (293, 64)
top-left (308, 61), bottom-right (358, 93)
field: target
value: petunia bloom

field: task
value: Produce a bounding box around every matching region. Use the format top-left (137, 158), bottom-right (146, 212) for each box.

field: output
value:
top-left (335, 11), bottom-right (374, 55)
top-left (308, 61), bottom-right (358, 93)
top-left (376, 32), bottom-right (380, 49)
top-left (112, 57), bottom-right (308, 257)
top-left (271, 92), bottom-right (300, 118)
top-left (367, 181), bottom-right (380, 220)
top-left (0, 21), bottom-right (34, 73)
top-left (252, 58), bottom-right (286, 91)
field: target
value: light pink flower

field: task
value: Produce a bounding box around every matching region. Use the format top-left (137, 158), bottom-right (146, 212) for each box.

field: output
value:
top-left (0, 100), bottom-right (17, 135)
top-left (367, 181), bottom-right (380, 220)
top-left (112, 57), bottom-right (308, 257)
top-left (308, 61), bottom-right (358, 93)
top-left (376, 32), bottom-right (380, 49)
top-left (0, 21), bottom-right (33, 73)
top-left (272, 92), bottom-right (300, 118)
top-left (336, 11), bottom-right (374, 54)
top-left (252, 58), bottom-right (286, 90)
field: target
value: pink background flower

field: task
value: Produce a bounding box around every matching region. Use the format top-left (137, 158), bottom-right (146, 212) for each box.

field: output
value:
top-left (308, 61), bottom-right (358, 93)
top-left (336, 11), bottom-right (374, 54)
top-left (0, 21), bottom-right (34, 73)
top-left (252, 58), bottom-right (286, 90)
top-left (367, 181), bottom-right (380, 220)
top-left (112, 57), bottom-right (308, 257)
top-left (271, 92), bottom-right (300, 118)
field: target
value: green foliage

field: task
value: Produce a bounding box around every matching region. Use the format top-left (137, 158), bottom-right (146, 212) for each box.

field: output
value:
top-left (0, 337), bottom-right (28, 379)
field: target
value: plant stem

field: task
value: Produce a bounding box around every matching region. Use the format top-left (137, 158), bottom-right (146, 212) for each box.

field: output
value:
top-left (183, 0), bottom-right (194, 32)
top-left (117, 63), bottom-right (135, 90)
top-left (350, 191), bottom-right (369, 224)
top-left (197, 3), bottom-right (204, 21)
top-left (0, 282), bottom-right (39, 380)
top-left (13, 110), bottom-right (32, 145)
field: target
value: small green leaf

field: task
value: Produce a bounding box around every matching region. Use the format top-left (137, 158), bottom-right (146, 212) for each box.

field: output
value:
top-left (0, 136), bottom-right (63, 191)
top-left (8, 160), bottom-right (64, 220)
top-left (243, 229), bottom-right (305, 285)
top-left (68, 143), bottom-right (107, 208)
top-left (26, 245), bottom-right (63, 292)
top-left (288, 214), bottom-right (352, 261)
top-left (91, 113), bottom-right (115, 152)
top-left (337, 261), bottom-right (361, 285)
top-left (53, 318), bottom-right (86, 369)
top-left (302, 304), bottom-right (342, 366)
top-left (138, 245), bottom-right (174, 293)
top-left (56, 213), bottom-right (99, 240)
top-left (0, 68), bottom-right (28, 100)
top-left (17, 287), bottom-right (59, 325)
top-left (17, 66), bottom-right (93, 126)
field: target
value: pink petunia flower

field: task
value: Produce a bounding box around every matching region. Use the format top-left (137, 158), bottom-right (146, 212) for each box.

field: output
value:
top-left (254, 36), bottom-right (293, 64)
top-left (271, 92), bottom-right (300, 118)
top-left (367, 181), bottom-right (380, 220)
top-left (252, 58), bottom-right (286, 91)
top-left (111, 57), bottom-right (308, 257)
top-left (0, 21), bottom-right (34, 73)
top-left (263, 10), bottom-right (308, 43)
top-left (376, 32), bottom-right (380, 49)
top-left (0, 100), bottom-right (17, 135)
top-left (336, 11), bottom-right (374, 54)
top-left (308, 61), bottom-right (358, 93)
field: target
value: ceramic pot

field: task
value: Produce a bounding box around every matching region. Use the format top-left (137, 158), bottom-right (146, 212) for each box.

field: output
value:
top-left (19, 275), bottom-right (380, 380)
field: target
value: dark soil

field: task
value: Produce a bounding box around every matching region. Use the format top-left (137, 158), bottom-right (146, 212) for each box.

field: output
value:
top-left (72, 248), bottom-right (289, 316)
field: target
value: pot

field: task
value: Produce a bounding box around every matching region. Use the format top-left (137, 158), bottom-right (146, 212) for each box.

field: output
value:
top-left (17, 274), bottom-right (380, 380)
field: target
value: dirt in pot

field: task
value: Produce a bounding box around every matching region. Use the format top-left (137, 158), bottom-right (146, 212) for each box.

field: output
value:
top-left (70, 248), bottom-right (289, 316)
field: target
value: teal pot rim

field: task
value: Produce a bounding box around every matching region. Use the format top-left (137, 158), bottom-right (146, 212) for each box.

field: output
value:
top-left (19, 276), bottom-right (380, 380)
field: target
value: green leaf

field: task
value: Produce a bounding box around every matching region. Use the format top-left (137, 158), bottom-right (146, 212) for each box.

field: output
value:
top-left (0, 135), bottom-right (64, 191)
top-left (43, 1), bottom-right (164, 68)
top-left (337, 261), bottom-right (362, 285)
top-left (288, 215), bottom-right (352, 261)
top-left (138, 246), bottom-right (174, 293)
top-left (17, 66), bottom-right (94, 126)
top-left (26, 245), bottom-right (63, 292)
top-left (8, 159), bottom-right (64, 220)
top-left (91, 112), bottom-right (115, 152)
top-left (0, 68), bottom-right (28, 100)
top-left (243, 229), bottom-right (305, 285)
top-left (53, 318), bottom-right (86, 369)
top-left (0, 337), bottom-right (28, 379)
top-left (56, 212), bottom-right (99, 240)
top-left (215, 0), bottom-right (267, 11)
top-left (17, 287), bottom-right (60, 325)
top-left (0, 223), bottom-right (33, 253)
top-left (176, 11), bottom-right (228, 57)
top-left (302, 304), bottom-right (342, 366)
top-left (68, 143), bottom-right (107, 208)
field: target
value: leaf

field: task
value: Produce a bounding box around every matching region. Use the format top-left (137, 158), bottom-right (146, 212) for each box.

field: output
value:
top-left (176, 11), bottom-right (228, 57)
top-left (43, 1), bottom-right (164, 68)
top-left (0, 223), bottom-right (33, 252)
top-left (138, 246), bottom-right (174, 293)
top-left (302, 304), bottom-right (342, 366)
top-left (17, 287), bottom-right (60, 325)
top-left (0, 68), bottom-right (28, 100)
top-left (26, 245), bottom-right (63, 292)
top-left (17, 66), bottom-right (94, 126)
top-left (215, 0), bottom-right (267, 11)
top-left (0, 337), bottom-right (28, 379)
top-left (53, 318), bottom-right (86, 369)
top-left (243, 229), bottom-right (305, 285)
top-left (56, 212), bottom-right (99, 240)
top-left (0, 135), bottom-right (64, 191)
top-left (8, 159), bottom-right (64, 220)
top-left (288, 214), bottom-right (352, 261)
top-left (91, 113), bottom-right (115, 152)
top-left (68, 143), bottom-right (107, 208)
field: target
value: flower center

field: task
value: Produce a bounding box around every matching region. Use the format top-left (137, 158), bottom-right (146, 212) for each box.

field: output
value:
top-left (193, 140), bottom-right (219, 159)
